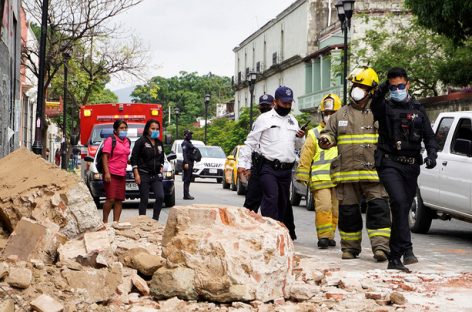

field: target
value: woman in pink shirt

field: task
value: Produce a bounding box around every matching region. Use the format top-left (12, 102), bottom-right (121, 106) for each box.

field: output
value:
top-left (102, 119), bottom-right (130, 225)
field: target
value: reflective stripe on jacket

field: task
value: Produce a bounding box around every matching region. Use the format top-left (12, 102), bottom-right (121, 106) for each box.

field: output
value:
top-left (309, 126), bottom-right (337, 190)
top-left (320, 104), bottom-right (380, 183)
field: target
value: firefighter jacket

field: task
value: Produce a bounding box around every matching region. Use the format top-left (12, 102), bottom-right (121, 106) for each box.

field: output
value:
top-left (320, 104), bottom-right (379, 184)
top-left (295, 125), bottom-right (338, 191)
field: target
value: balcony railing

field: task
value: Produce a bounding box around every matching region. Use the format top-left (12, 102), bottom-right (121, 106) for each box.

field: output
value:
top-left (297, 85), bottom-right (343, 111)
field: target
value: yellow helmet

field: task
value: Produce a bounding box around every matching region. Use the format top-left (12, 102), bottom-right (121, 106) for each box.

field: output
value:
top-left (348, 66), bottom-right (379, 89)
top-left (320, 93), bottom-right (342, 112)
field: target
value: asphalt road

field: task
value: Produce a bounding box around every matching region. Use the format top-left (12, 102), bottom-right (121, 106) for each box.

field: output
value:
top-left (119, 177), bottom-right (472, 273)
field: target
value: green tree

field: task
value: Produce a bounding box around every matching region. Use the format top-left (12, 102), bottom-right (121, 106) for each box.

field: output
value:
top-left (131, 72), bottom-right (233, 130)
top-left (352, 16), bottom-right (472, 96)
top-left (405, 0), bottom-right (472, 45)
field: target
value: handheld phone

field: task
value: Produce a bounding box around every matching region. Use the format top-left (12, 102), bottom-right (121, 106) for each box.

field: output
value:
top-left (300, 120), bottom-right (310, 130)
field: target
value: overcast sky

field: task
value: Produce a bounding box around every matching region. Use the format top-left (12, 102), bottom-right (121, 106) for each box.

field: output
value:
top-left (108, 0), bottom-right (295, 91)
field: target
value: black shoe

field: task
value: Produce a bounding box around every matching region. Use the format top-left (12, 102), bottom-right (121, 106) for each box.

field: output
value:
top-left (387, 259), bottom-right (411, 273)
top-left (403, 249), bottom-right (418, 265)
top-left (183, 196), bottom-right (195, 200)
top-left (328, 239), bottom-right (336, 247)
top-left (317, 238), bottom-right (329, 249)
top-left (289, 231), bottom-right (297, 241)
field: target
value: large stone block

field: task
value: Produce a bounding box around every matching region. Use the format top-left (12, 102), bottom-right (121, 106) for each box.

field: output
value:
top-left (0, 148), bottom-right (101, 238)
top-left (1, 218), bottom-right (64, 264)
top-left (150, 205), bottom-right (295, 303)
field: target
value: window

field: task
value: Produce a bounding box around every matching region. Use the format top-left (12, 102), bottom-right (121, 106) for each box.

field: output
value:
top-left (435, 117), bottom-right (454, 152)
top-left (238, 72), bottom-right (241, 84)
top-left (272, 52), bottom-right (278, 65)
top-left (245, 67), bottom-right (249, 79)
top-left (451, 118), bottom-right (472, 155)
top-left (256, 61), bottom-right (261, 73)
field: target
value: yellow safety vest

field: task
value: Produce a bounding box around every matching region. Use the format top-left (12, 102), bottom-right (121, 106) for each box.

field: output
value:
top-left (309, 126), bottom-right (338, 190)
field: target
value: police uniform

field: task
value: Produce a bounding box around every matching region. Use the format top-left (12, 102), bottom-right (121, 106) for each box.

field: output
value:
top-left (239, 87), bottom-right (305, 230)
top-left (243, 94), bottom-right (297, 239)
top-left (319, 67), bottom-right (391, 260)
top-left (182, 130), bottom-right (195, 200)
top-left (372, 78), bottom-right (438, 267)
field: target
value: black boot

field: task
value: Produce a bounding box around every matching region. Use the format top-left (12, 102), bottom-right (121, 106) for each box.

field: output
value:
top-left (317, 238), bottom-right (329, 249)
top-left (328, 239), bottom-right (336, 247)
top-left (403, 249), bottom-right (418, 265)
top-left (387, 259), bottom-right (411, 273)
top-left (183, 195), bottom-right (195, 200)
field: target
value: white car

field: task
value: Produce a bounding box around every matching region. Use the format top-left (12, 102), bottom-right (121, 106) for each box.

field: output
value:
top-left (410, 111), bottom-right (472, 233)
top-left (192, 146), bottom-right (226, 183)
top-left (170, 139), bottom-right (205, 174)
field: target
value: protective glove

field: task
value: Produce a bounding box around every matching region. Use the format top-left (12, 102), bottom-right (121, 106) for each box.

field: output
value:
top-left (424, 157), bottom-right (436, 169)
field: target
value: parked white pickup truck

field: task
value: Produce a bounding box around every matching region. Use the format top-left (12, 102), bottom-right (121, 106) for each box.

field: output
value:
top-left (409, 111), bottom-right (472, 233)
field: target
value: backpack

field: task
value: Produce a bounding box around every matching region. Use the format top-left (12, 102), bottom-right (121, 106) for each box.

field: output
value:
top-left (96, 136), bottom-right (130, 174)
top-left (191, 146), bottom-right (202, 162)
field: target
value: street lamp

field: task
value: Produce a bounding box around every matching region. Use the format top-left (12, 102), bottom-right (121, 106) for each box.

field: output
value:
top-left (32, 0), bottom-right (50, 155)
top-left (336, 0), bottom-right (355, 105)
top-left (247, 71), bottom-right (257, 130)
top-left (204, 94), bottom-right (211, 144)
top-left (61, 50), bottom-right (71, 170)
top-left (174, 107), bottom-right (180, 140)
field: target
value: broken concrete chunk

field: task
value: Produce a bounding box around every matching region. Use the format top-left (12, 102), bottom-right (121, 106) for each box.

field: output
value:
top-left (6, 266), bottom-right (32, 289)
top-left (132, 274), bottom-right (150, 296)
top-left (390, 291), bottom-right (406, 305)
top-left (30, 294), bottom-right (64, 312)
top-left (151, 205), bottom-right (295, 303)
top-left (0, 299), bottom-right (15, 312)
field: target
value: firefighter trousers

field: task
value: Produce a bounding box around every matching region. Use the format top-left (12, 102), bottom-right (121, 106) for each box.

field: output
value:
top-left (336, 182), bottom-right (391, 255)
top-left (313, 187), bottom-right (338, 239)
top-left (377, 159), bottom-right (420, 260)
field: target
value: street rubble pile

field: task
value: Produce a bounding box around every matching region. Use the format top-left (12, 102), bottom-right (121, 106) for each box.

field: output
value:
top-left (0, 149), bottom-right (471, 311)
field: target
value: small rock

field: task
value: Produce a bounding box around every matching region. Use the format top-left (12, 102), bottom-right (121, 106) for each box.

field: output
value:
top-left (365, 292), bottom-right (383, 300)
top-left (132, 274), bottom-right (150, 296)
top-left (325, 292), bottom-right (345, 301)
top-left (390, 291), bottom-right (406, 305)
top-left (290, 282), bottom-right (320, 300)
top-left (0, 299), bottom-right (15, 312)
top-left (30, 294), bottom-right (64, 312)
top-left (113, 222), bottom-right (133, 230)
top-left (312, 270), bottom-right (325, 283)
top-left (274, 297), bottom-right (285, 305)
top-left (30, 259), bottom-right (45, 270)
top-left (6, 267), bottom-right (32, 289)
top-left (0, 263), bottom-right (9, 280)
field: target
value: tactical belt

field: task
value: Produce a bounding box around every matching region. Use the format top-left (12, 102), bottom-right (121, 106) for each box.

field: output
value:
top-left (262, 157), bottom-right (295, 170)
top-left (384, 154), bottom-right (417, 165)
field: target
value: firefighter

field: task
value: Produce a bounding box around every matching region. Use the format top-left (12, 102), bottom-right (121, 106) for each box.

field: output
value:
top-left (371, 67), bottom-right (438, 272)
top-left (319, 67), bottom-right (391, 261)
top-left (295, 93), bottom-right (341, 249)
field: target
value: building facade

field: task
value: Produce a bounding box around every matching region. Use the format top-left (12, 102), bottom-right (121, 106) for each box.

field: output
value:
top-left (0, 0), bottom-right (21, 157)
top-left (233, 0), bottom-right (406, 120)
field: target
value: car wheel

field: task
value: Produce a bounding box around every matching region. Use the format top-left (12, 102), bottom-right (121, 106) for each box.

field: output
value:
top-left (93, 196), bottom-right (101, 209)
top-left (306, 188), bottom-right (315, 211)
top-left (230, 172), bottom-right (237, 191)
top-left (165, 189), bottom-right (176, 208)
top-left (222, 175), bottom-right (230, 189)
top-left (216, 178), bottom-right (223, 184)
top-left (237, 177), bottom-right (247, 195)
top-left (409, 188), bottom-right (433, 234)
top-left (290, 183), bottom-right (302, 206)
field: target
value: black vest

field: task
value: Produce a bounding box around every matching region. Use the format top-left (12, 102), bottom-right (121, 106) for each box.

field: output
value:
top-left (379, 99), bottom-right (425, 156)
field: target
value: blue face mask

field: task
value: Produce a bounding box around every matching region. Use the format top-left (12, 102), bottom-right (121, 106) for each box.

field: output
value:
top-left (150, 130), bottom-right (160, 139)
top-left (390, 89), bottom-right (408, 102)
top-left (118, 130), bottom-right (127, 139)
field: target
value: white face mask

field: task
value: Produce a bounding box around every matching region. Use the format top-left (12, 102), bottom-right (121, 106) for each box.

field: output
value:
top-left (351, 87), bottom-right (367, 101)
top-left (323, 115), bottom-right (330, 124)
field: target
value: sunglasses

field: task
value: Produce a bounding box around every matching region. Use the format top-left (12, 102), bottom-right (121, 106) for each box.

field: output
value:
top-left (388, 83), bottom-right (407, 91)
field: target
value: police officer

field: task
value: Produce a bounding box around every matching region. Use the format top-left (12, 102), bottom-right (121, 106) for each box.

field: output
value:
top-left (243, 93), bottom-right (297, 240)
top-left (238, 86), bottom-right (305, 231)
top-left (243, 94), bottom-right (274, 212)
top-left (182, 129), bottom-right (195, 200)
top-left (319, 67), bottom-right (391, 262)
top-left (296, 94), bottom-right (341, 249)
top-left (371, 67), bottom-right (438, 272)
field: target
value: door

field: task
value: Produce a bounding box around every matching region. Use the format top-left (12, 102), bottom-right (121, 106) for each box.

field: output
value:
top-left (419, 117), bottom-right (454, 206)
top-left (439, 118), bottom-right (472, 215)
